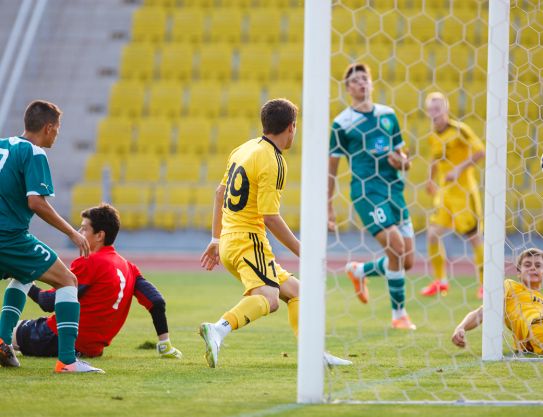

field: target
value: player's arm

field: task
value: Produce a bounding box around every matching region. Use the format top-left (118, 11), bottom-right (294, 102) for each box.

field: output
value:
top-left (445, 150), bottom-right (485, 182)
top-left (264, 214), bottom-right (300, 257)
top-left (200, 184), bottom-right (225, 271)
top-left (134, 276), bottom-right (181, 359)
top-left (451, 306), bottom-right (483, 348)
top-left (27, 195), bottom-right (90, 257)
top-left (387, 147), bottom-right (411, 171)
top-left (426, 160), bottom-right (439, 196)
top-left (27, 283), bottom-right (90, 312)
top-left (328, 156), bottom-right (340, 232)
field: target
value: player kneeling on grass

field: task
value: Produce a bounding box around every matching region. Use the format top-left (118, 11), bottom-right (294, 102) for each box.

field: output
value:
top-left (452, 248), bottom-right (543, 355)
top-left (200, 98), bottom-right (351, 368)
top-left (12, 204), bottom-right (181, 360)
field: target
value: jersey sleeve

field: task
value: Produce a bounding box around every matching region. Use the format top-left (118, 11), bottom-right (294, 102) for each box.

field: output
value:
top-left (329, 121), bottom-right (348, 157)
top-left (21, 144), bottom-right (55, 197)
top-left (70, 257), bottom-right (93, 285)
top-left (429, 133), bottom-right (442, 159)
top-left (256, 152), bottom-right (282, 216)
top-left (460, 122), bottom-right (485, 154)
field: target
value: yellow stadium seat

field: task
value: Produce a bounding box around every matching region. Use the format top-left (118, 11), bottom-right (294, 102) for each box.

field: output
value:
top-left (71, 183), bottom-right (103, 223)
top-left (124, 154), bottom-right (162, 183)
top-left (276, 44), bottom-right (303, 80)
top-left (246, 9), bottom-right (282, 43)
top-left (238, 45), bottom-right (274, 81)
top-left (286, 9), bottom-right (303, 42)
top-left (142, 0), bottom-right (178, 8)
top-left (131, 7), bottom-right (167, 43)
top-left (96, 117), bottom-right (133, 155)
top-left (119, 43), bottom-right (156, 80)
top-left (171, 9), bottom-right (205, 43)
top-left (221, 0), bottom-right (253, 7)
top-left (112, 184), bottom-right (152, 229)
top-left (183, 0), bottom-right (214, 7)
top-left (83, 154), bottom-right (122, 182)
top-left (176, 116), bottom-right (213, 155)
top-left (215, 118), bottom-right (254, 154)
top-left (208, 9), bottom-right (243, 43)
top-left (186, 81), bottom-right (223, 118)
top-left (192, 184), bottom-right (216, 229)
top-left (393, 83), bottom-right (421, 117)
top-left (205, 155), bottom-right (230, 183)
top-left (267, 81), bottom-right (302, 107)
top-left (147, 81), bottom-right (184, 119)
top-left (158, 44), bottom-right (194, 81)
top-left (164, 155), bottom-right (202, 183)
top-left (224, 81), bottom-right (262, 118)
top-left (108, 81), bottom-right (145, 119)
top-left (134, 118), bottom-right (173, 155)
top-left (198, 43), bottom-right (234, 80)
top-left (409, 15), bottom-right (436, 43)
top-left (153, 184), bottom-right (193, 230)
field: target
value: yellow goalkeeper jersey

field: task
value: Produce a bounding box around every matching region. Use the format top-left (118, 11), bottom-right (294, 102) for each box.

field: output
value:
top-left (220, 136), bottom-right (287, 236)
top-left (429, 119), bottom-right (485, 194)
top-left (504, 279), bottom-right (543, 343)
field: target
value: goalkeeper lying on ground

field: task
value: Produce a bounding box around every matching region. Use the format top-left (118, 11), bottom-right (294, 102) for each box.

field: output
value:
top-left (12, 204), bottom-right (181, 359)
top-left (452, 248), bottom-right (543, 354)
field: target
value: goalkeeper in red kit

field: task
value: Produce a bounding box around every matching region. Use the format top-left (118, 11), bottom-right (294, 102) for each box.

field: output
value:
top-left (12, 204), bottom-right (181, 359)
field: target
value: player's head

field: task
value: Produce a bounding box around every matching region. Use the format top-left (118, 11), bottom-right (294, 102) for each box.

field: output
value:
top-left (80, 203), bottom-right (121, 251)
top-left (425, 92), bottom-right (449, 126)
top-left (261, 98), bottom-right (298, 150)
top-left (343, 63), bottom-right (373, 103)
top-left (516, 248), bottom-right (543, 290)
top-left (23, 100), bottom-right (62, 148)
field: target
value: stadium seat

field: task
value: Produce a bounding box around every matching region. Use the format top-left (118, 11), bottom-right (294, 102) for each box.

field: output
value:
top-left (276, 44), bottom-right (303, 80)
top-left (71, 183), bottom-right (103, 224)
top-left (119, 43), bottom-right (156, 80)
top-left (131, 7), bottom-right (167, 43)
top-left (246, 9), bottom-right (283, 43)
top-left (111, 184), bottom-right (152, 229)
top-left (83, 153), bottom-right (122, 182)
top-left (215, 117), bottom-right (254, 154)
top-left (124, 154), bottom-right (162, 183)
top-left (153, 184), bottom-right (193, 230)
top-left (267, 81), bottom-right (302, 104)
top-left (164, 155), bottom-right (202, 183)
top-left (208, 9), bottom-right (243, 43)
top-left (205, 155), bottom-right (230, 183)
top-left (142, 0), bottom-right (178, 8)
top-left (158, 44), bottom-right (194, 81)
top-left (176, 116), bottom-right (213, 155)
top-left (409, 15), bottom-right (436, 43)
top-left (198, 43), bottom-right (234, 80)
top-left (134, 118), bottom-right (173, 155)
top-left (285, 155), bottom-right (301, 182)
top-left (224, 81), bottom-right (262, 118)
top-left (147, 81), bottom-right (184, 119)
top-left (192, 184), bottom-right (216, 229)
top-left (281, 184), bottom-right (301, 232)
top-left (286, 9), bottom-right (304, 42)
top-left (96, 117), bottom-right (133, 155)
top-left (171, 9), bottom-right (205, 43)
top-left (186, 81), bottom-right (223, 118)
top-left (237, 45), bottom-right (274, 82)
top-left (108, 81), bottom-right (146, 119)
top-left (393, 83), bottom-right (421, 117)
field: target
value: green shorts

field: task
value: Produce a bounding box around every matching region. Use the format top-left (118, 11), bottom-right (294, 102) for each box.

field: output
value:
top-left (0, 231), bottom-right (58, 284)
top-left (352, 192), bottom-right (413, 237)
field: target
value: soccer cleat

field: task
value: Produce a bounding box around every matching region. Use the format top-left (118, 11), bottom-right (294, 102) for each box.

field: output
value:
top-left (323, 352), bottom-right (353, 367)
top-left (420, 279), bottom-right (449, 297)
top-left (345, 262), bottom-right (369, 304)
top-left (392, 315), bottom-right (417, 330)
top-left (54, 359), bottom-right (105, 373)
top-left (477, 286), bottom-right (483, 300)
top-left (0, 338), bottom-right (20, 367)
top-left (157, 340), bottom-right (182, 359)
top-left (199, 323), bottom-right (221, 368)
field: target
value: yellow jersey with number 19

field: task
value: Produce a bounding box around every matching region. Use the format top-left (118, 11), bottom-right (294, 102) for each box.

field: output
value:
top-left (220, 136), bottom-right (287, 236)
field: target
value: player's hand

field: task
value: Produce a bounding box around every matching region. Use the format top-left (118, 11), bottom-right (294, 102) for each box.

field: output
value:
top-left (387, 151), bottom-right (409, 171)
top-left (157, 339), bottom-right (182, 359)
top-left (70, 230), bottom-right (90, 258)
top-left (200, 241), bottom-right (220, 271)
top-left (426, 180), bottom-right (438, 196)
top-left (445, 167), bottom-right (460, 182)
top-left (451, 327), bottom-right (467, 348)
top-left (328, 204), bottom-right (337, 232)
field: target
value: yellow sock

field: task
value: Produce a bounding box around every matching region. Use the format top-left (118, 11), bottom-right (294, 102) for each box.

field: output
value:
top-left (429, 241), bottom-right (447, 280)
top-left (287, 297), bottom-right (299, 337)
top-left (222, 295), bottom-right (270, 331)
top-left (473, 243), bottom-right (484, 285)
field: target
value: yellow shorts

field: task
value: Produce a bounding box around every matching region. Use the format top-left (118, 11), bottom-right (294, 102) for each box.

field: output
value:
top-left (219, 232), bottom-right (292, 295)
top-left (430, 190), bottom-right (482, 235)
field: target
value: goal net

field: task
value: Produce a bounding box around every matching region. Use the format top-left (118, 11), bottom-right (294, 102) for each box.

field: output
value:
top-left (298, 0), bottom-right (543, 404)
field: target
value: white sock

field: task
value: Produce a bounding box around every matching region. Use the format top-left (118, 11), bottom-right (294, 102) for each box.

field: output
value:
top-left (214, 318), bottom-right (232, 340)
top-left (392, 307), bottom-right (407, 320)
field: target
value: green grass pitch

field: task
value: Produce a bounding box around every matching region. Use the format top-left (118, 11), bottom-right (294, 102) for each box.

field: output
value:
top-left (1, 272), bottom-right (541, 417)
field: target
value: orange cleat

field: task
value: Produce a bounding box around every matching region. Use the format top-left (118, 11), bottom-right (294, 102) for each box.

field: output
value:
top-left (54, 359), bottom-right (104, 374)
top-left (420, 279), bottom-right (449, 297)
top-left (345, 262), bottom-right (369, 304)
top-left (392, 315), bottom-right (417, 330)
top-left (477, 286), bottom-right (483, 300)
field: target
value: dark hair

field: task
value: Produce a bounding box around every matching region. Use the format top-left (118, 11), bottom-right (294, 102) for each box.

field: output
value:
top-left (516, 248), bottom-right (543, 271)
top-left (343, 63), bottom-right (372, 85)
top-left (81, 203), bottom-right (120, 246)
top-left (261, 98), bottom-right (298, 135)
top-left (24, 100), bottom-right (62, 132)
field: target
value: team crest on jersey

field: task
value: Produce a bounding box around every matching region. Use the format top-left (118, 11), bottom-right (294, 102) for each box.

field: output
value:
top-left (380, 116), bottom-right (393, 134)
top-left (371, 136), bottom-right (390, 154)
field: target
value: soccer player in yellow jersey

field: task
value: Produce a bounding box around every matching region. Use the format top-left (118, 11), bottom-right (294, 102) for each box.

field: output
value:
top-left (199, 98), bottom-right (351, 368)
top-left (421, 92), bottom-right (486, 299)
top-left (452, 248), bottom-right (543, 355)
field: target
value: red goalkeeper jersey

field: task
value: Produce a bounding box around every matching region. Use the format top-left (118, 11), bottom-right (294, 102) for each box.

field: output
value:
top-left (46, 246), bottom-right (150, 357)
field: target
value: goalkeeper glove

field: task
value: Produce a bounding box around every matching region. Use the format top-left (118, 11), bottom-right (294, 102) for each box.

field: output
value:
top-left (156, 339), bottom-right (182, 359)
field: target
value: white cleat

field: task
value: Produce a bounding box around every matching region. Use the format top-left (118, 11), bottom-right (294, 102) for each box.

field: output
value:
top-left (323, 351), bottom-right (353, 367)
top-left (199, 323), bottom-right (221, 368)
top-left (0, 338), bottom-right (20, 367)
top-left (54, 359), bottom-right (105, 373)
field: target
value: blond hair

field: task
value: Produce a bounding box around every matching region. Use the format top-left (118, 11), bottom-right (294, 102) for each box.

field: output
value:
top-left (516, 248), bottom-right (543, 271)
top-left (425, 92), bottom-right (449, 112)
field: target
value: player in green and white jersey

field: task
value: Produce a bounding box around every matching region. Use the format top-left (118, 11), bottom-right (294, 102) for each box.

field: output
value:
top-left (328, 63), bottom-right (416, 330)
top-left (0, 100), bottom-right (103, 373)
